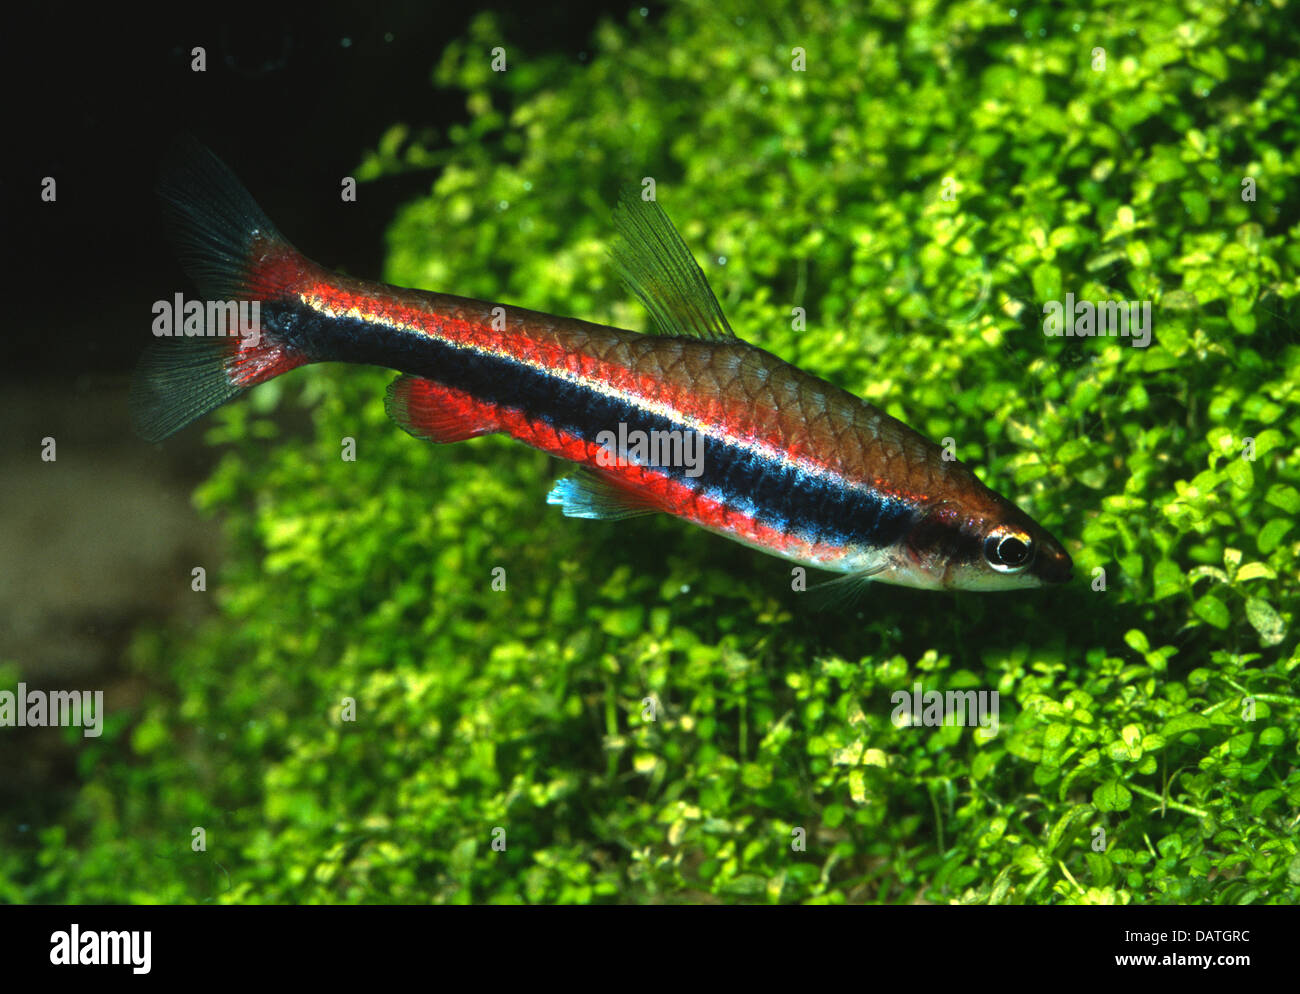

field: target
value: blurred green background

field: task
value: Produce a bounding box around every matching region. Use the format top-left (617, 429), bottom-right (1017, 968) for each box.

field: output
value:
top-left (4, 0), bottom-right (1299, 904)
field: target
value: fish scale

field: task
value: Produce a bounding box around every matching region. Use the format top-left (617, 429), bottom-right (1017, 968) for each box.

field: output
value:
top-left (131, 140), bottom-right (1072, 592)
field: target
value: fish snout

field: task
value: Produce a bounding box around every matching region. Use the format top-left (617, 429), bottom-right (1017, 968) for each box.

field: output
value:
top-left (1033, 535), bottom-right (1074, 585)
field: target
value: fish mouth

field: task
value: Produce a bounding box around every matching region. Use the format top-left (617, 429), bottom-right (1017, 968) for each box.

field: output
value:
top-left (1033, 538), bottom-right (1074, 585)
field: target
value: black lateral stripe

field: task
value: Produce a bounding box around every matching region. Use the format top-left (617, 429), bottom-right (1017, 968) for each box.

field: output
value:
top-left (266, 300), bottom-right (917, 550)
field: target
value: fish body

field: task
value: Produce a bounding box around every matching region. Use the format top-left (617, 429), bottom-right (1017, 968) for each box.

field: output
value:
top-left (133, 142), bottom-right (1072, 592)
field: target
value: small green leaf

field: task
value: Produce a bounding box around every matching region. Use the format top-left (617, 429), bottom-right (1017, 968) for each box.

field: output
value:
top-left (1190, 47), bottom-right (1229, 81)
top-left (1227, 731), bottom-right (1253, 758)
top-left (1121, 725), bottom-right (1143, 752)
top-left (1259, 727), bottom-right (1285, 747)
top-left (1180, 190), bottom-right (1210, 225)
top-left (972, 751), bottom-right (997, 781)
top-left (1124, 629), bottom-right (1150, 653)
top-left (1152, 560), bottom-right (1184, 600)
top-left (1245, 598), bottom-right (1286, 646)
top-left (1257, 518), bottom-right (1292, 554)
top-left (1014, 845), bottom-right (1047, 875)
top-left (1031, 262), bottom-right (1061, 300)
top-left (1225, 458), bottom-right (1254, 490)
top-left (1047, 804), bottom-right (1090, 854)
top-left (1086, 851), bottom-right (1114, 887)
top-left (979, 815), bottom-right (1009, 849)
top-left (1235, 562), bottom-right (1275, 582)
top-left (848, 768), bottom-right (868, 804)
top-left (1250, 789), bottom-right (1284, 816)
top-left (1264, 484), bottom-right (1300, 514)
top-left (1250, 429), bottom-right (1285, 457)
top-left (1161, 713), bottom-right (1210, 737)
top-left (1193, 594), bottom-right (1231, 629)
top-left (1044, 722), bottom-right (1071, 751)
top-left (1093, 781), bottom-right (1132, 812)
top-left (719, 874), bottom-right (767, 896)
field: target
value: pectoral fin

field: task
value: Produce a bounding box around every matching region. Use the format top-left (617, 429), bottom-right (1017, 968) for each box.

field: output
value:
top-left (808, 563), bottom-right (889, 611)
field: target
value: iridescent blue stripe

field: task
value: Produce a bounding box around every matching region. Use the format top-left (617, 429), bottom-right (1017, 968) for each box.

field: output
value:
top-left (265, 299), bottom-right (917, 550)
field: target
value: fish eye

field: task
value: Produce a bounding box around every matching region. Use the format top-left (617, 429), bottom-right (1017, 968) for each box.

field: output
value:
top-left (985, 527), bottom-right (1034, 573)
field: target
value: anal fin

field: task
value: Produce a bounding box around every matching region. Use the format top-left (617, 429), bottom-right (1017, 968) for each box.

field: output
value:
top-left (385, 375), bottom-right (499, 444)
top-left (546, 469), bottom-right (660, 520)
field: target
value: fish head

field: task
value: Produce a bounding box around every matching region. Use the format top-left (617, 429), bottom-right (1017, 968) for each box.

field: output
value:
top-left (898, 496), bottom-right (1073, 591)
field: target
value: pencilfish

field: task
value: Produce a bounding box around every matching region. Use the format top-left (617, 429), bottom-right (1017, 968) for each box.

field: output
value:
top-left (132, 142), bottom-right (1073, 592)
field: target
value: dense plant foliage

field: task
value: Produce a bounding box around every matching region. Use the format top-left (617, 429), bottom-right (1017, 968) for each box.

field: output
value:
top-left (7, 0), bottom-right (1298, 903)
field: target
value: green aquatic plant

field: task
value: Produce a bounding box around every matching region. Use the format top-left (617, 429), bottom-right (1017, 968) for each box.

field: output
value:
top-left (7, 0), bottom-right (1298, 904)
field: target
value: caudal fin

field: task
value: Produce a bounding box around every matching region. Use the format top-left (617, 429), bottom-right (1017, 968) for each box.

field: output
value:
top-left (130, 139), bottom-right (313, 442)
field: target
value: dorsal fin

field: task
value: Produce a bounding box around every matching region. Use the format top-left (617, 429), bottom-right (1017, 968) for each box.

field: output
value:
top-left (608, 190), bottom-right (737, 342)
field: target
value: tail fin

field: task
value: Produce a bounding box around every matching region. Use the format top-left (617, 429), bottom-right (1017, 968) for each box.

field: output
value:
top-left (131, 139), bottom-right (312, 442)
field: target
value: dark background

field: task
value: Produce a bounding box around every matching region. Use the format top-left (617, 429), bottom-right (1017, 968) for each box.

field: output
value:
top-left (3, 1), bottom-right (658, 376)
